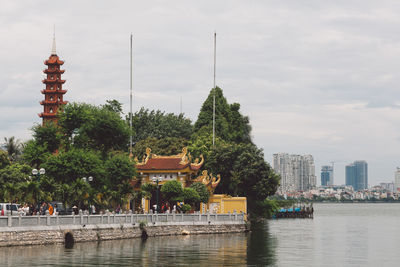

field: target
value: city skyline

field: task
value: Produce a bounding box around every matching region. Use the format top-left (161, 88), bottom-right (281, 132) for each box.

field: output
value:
top-left (1, 1), bottom-right (400, 185)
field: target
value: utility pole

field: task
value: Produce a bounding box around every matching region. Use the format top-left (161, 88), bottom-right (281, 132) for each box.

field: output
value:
top-left (129, 34), bottom-right (133, 158)
top-left (212, 32), bottom-right (216, 147)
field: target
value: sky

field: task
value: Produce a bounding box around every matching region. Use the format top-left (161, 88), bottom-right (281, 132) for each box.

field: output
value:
top-left (1, 0), bottom-right (400, 186)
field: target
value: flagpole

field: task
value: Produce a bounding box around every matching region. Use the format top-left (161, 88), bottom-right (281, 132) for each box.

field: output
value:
top-left (129, 34), bottom-right (133, 157)
top-left (212, 32), bottom-right (216, 147)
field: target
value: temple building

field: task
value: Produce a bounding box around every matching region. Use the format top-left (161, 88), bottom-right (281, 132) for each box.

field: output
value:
top-left (39, 35), bottom-right (68, 124)
top-left (134, 147), bottom-right (246, 214)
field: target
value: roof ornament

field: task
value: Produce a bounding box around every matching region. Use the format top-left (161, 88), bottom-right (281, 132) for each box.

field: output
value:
top-left (136, 147), bottom-right (151, 166)
top-left (51, 25), bottom-right (57, 55)
top-left (179, 147), bottom-right (189, 164)
top-left (191, 154), bottom-right (204, 168)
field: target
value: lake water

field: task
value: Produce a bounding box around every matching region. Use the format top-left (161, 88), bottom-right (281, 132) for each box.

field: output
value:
top-left (1, 203), bottom-right (399, 266)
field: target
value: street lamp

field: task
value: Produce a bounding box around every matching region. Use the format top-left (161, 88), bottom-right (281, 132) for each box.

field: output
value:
top-left (151, 176), bottom-right (159, 213)
top-left (82, 176), bottom-right (94, 214)
top-left (32, 168), bottom-right (45, 206)
top-left (32, 168), bottom-right (45, 182)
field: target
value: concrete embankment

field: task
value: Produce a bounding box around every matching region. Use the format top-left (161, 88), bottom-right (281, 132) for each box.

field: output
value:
top-left (0, 221), bottom-right (247, 247)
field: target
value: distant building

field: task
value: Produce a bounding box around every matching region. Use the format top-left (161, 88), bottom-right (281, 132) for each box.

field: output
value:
top-left (321, 165), bottom-right (334, 186)
top-left (395, 167), bottom-right (400, 191)
top-left (273, 153), bottom-right (316, 192)
top-left (379, 182), bottom-right (395, 192)
top-left (345, 161), bottom-right (368, 191)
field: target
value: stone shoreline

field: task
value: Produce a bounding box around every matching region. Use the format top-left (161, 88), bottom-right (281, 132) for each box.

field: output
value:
top-left (0, 221), bottom-right (247, 247)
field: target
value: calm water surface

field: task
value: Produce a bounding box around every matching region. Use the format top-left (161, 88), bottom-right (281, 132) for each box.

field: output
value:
top-left (1, 203), bottom-right (400, 266)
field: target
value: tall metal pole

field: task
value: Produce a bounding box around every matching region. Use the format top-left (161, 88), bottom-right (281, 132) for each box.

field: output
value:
top-left (180, 96), bottom-right (182, 114)
top-left (212, 32), bottom-right (216, 147)
top-left (129, 34), bottom-right (133, 157)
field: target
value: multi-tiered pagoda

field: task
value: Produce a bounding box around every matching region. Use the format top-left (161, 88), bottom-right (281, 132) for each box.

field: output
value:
top-left (39, 36), bottom-right (67, 124)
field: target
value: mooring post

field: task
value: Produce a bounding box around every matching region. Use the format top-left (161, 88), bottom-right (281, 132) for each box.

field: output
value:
top-left (8, 213), bottom-right (12, 227)
top-left (18, 212), bottom-right (22, 226)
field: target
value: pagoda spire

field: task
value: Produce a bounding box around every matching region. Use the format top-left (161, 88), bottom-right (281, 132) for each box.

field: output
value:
top-left (51, 25), bottom-right (56, 55)
top-left (39, 32), bottom-right (68, 125)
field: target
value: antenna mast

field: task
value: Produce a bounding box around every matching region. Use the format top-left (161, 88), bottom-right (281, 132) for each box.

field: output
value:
top-left (129, 34), bottom-right (133, 157)
top-left (212, 32), bottom-right (216, 147)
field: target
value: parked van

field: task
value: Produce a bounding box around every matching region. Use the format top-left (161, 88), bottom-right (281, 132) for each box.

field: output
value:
top-left (0, 203), bottom-right (20, 216)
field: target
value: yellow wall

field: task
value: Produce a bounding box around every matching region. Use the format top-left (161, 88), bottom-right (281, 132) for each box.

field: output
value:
top-left (206, 194), bottom-right (247, 214)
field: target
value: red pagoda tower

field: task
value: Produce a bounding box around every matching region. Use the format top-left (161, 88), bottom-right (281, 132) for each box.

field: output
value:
top-left (39, 35), bottom-right (68, 124)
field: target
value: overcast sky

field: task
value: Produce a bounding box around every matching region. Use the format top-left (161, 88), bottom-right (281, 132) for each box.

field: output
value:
top-left (1, 1), bottom-right (400, 186)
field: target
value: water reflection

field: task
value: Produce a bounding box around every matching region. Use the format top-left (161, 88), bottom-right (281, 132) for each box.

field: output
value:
top-left (247, 221), bottom-right (277, 266)
top-left (0, 231), bottom-right (266, 266)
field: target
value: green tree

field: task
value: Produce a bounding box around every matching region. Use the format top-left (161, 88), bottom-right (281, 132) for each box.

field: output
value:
top-left (104, 153), bottom-right (136, 207)
top-left (0, 163), bottom-right (31, 184)
top-left (22, 140), bottom-right (51, 167)
top-left (193, 87), bottom-right (252, 144)
top-left (31, 122), bottom-right (63, 153)
top-left (59, 101), bottom-right (130, 153)
top-left (160, 180), bottom-right (183, 206)
top-left (182, 187), bottom-right (200, 209)
top-left (103, 99), bottom-right (123, 114)
top-left (42, 148), bottom-right (105, 184)
top-left (129, 107), bottom-right (193, 143)
top-left (190, 182), bottom-right (210, 204)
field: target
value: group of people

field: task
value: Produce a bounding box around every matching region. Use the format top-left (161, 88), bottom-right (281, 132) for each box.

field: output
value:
top-left (16, 202), bottom-right (59, 216)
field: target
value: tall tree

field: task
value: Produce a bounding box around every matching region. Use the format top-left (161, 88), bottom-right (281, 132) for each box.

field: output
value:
top-left (194, 87), bottom-right (252, 144)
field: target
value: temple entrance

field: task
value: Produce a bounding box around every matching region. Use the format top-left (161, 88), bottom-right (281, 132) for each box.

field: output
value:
top-left (149, 186), bottom-right (168, 213)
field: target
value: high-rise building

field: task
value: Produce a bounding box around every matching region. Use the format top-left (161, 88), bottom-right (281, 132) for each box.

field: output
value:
top-left (345, 161), bottom-right (368, 191)
top-left (321, 165), bottom-right (333, 186)
top-left (273, 153), bottom-right (316, 192)
top-left (395, 167), bottom-right (400, 191)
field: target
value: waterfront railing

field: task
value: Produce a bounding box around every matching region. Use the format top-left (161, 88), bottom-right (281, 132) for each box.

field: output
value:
top-left (0, 211), bottom-right (245, 228)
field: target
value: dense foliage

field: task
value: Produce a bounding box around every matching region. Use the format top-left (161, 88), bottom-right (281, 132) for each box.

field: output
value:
top-left (129, 107), bottom-right (193, 143)
top-left (1, 86), bottom-right (279, 217)
top-left (0, 100), bottom-right (136, 211)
